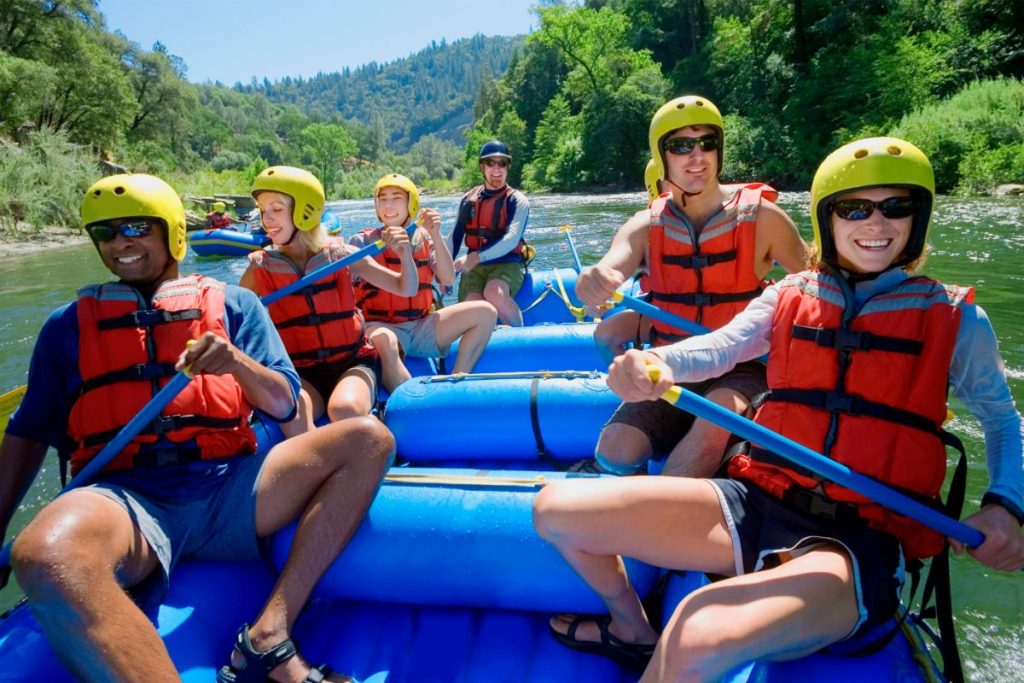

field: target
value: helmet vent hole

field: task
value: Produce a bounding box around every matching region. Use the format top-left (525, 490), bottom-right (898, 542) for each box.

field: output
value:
top-left (267, 169), bottom-right (276, 176)
top-left (887, 145), bottom-right (903, 156)
top-left (676, 103), bottom-right (686, 109)
top-left (114, 186), bottom-right (125, 195)
top-left (853, 149), bottom-right (868, 159)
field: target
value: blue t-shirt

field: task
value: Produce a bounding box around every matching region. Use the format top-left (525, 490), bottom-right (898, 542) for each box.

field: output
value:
top-left (6, 282), bottom-right (300, 471)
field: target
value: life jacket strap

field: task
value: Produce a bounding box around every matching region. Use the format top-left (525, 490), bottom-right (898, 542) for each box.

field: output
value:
top-left (97, 308), bottom-right (202, 330)
top-left (791, 324), bottom-right (924, 355)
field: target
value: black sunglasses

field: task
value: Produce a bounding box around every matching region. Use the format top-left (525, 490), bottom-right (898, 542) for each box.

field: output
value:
top-left (831, 196), bottom-right (915, 221)
top-left (483, 158), bottom-right (510, 168)
top-left (663, 134), bottom-right (719, 156)
top-left (86, 220), bottom-right (156, 242)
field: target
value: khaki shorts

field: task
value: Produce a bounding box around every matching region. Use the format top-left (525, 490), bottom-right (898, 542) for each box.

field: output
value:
top-left (366, 313), bottom-right (449, 358)
top-left (457, 261), bottom-right (525, 301)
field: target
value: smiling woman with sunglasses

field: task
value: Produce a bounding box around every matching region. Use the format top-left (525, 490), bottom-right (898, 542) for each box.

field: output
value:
top-left (537, 136), bottom-right (1024, 681)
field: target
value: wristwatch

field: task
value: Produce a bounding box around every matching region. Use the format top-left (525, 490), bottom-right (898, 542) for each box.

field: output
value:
top-left (981, 492), bottom-right (1024, 527)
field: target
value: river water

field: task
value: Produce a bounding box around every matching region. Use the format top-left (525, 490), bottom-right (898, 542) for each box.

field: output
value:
top-left (0, 191), bottom-right (1021, 681)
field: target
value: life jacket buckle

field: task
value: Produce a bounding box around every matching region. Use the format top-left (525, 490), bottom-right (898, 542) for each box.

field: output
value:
top-left (689, 254), bottom-right (710, 269)
top-left (834, 328), bottom-right (866, 351)
top-left (824, 391), bottom-right (861, 415)
top-left (692, 293), bottom-right (713, 307)
top-left (151, 414), bottom-right (188, 435)
top-left (782, 488), bottom-right (862, 525)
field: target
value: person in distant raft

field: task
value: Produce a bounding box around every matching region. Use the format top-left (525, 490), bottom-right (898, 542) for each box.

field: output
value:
top-left (240, 166), bottom-right (418, 436)
top-left (591, 158), bottom-right (662, 363)
top-left (536, 137), bottom-right (1024, 680)
top-left (0, 173), bottom-right (390, 683)
top-left (205, 200), bottom-right (236, 229)
top-left (450, 140), bottom-right (531, 326)
top-left (574, 95), bottom-right (807, 477)
top-left (350, 174), bottom-right (496, 392)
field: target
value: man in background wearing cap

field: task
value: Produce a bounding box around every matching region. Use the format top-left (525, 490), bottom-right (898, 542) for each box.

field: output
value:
top-left (450, 140), bottom-right (531, 326)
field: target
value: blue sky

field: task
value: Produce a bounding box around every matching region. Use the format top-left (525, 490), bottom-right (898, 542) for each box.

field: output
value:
top-left (96, 0), bottom-right (538, 85)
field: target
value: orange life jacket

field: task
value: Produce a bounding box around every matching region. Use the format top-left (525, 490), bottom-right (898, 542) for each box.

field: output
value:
top-left (728, 269), bottom-right (973, 559)
top-left (353, 227), bottom-right (435, 323)
top-left (462, 185), bottom-right (526, 260)
top-left (647, 183), bottom-right (775, 344)
top-left (206, 212), bottom-right (232, 229)
top-left (248, 239), bottom-right (368, 368)
top-left (67, 276), bottom-right (256, 476)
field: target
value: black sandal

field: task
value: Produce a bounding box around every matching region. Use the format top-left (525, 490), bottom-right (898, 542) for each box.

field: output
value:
top-left (216, 624), bottom-right (335, 683)
top-left (550, 614), bottom-right (657, 670)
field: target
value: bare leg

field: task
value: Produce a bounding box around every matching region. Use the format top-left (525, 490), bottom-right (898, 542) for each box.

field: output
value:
top-left (366, 326), bottom-right (411, 393)
top-left (593, 311), bottom-right (650, 364)
top-left (593, 422), bottom-right (653, 474)
top-left (660, 387), bottom-right (752, 478)
top-left (534, 477), bottom-right (734, 651)
top-left (483, 278), bottom-right (523, 327)
top-left (241, 417), bottom-right (393, 682)
top-left (12, 490), bottom-right (176, 682)
top-left (280, 385), bottom-right (316, 439)
top-left (325, 367), bottom-right (376, 421)
top-left (433, 301), bottom-right (497, 374)
top-left (642, 548), bottom-right (859, 682)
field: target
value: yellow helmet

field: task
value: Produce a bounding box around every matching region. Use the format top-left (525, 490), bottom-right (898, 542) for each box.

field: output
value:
top-left (81, 174), bottom-right (187, 261)
top-left (644, 159), bottom-right (661, 201)
top-left (251, 166), bottom-right (325, 232)
top-left (373, 173), bottom-right (420, 225)
top-left (212, 201), bottom-right (226, 213)
top-left (811, 137), bottom-right (934, 265)
top-left (648, 95), bottom-right (724, 181)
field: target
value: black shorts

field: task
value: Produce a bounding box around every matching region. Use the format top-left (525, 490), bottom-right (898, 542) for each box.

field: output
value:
top-left (605, 361), bottom-right (767, 457)
top-left (297, 347), bottom-right (381, 404)
top-left (711, 477), bottom-right (905, 640)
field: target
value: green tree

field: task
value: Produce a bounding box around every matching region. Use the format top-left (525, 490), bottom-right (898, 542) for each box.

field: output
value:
top-left (299, 123), bottom-right (357, 193)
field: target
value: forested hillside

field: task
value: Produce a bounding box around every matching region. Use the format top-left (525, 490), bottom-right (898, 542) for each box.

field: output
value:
top-left (1, 0), bottom-right (1022, 234)
top-left (240, 35), bottom-right (521, 153)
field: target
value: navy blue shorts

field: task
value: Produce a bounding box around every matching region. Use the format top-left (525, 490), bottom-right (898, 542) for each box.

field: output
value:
top-left (298, 349), bottom-right (381, 405)
top-left (710, 478), bottom-right (905, 640)
top-left (84, 452), bottom-right (268, 612)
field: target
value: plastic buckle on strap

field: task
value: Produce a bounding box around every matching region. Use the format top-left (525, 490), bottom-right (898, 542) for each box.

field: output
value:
top-left (692, 293), bottom-right (713, 307)
top-left (834, 328), bottom-right (866, 351)
top-left (306, 314), bottom-right (323, 325)
top-left (824, 392), bottom-right (860, 415)
top-left (689, 254), bottom-right (710, 268)
top-left (150, 414), bottom-right (186, 435)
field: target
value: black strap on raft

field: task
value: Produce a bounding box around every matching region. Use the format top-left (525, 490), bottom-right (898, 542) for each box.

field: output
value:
top-left (528, 376), bottom-right (563, 467)
top-left (915, 435), bottom-right (968, 683)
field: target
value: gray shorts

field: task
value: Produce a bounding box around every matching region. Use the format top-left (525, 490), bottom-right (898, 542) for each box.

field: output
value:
top-left (366, 313), bottom-right (449, 358)
top-left (710, 477), bottom-right (905, 641)
top-left (83, 452), bottom-right (267, 611)
top-left (605, 361), bottom-right (767, 458)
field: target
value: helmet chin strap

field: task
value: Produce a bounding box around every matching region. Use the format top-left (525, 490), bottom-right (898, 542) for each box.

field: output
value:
top-left (663, 177), bottom-right (703, 207)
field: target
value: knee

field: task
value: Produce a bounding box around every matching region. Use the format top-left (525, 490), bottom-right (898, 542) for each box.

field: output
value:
top-left (475, 301), bottom-right (498, 327)
top-left (368, 329), bottom-right (401, 359)
top-left (11, 517), bottom-right (93, 595)
top-left (659, 595), bottom-right (745, 676)
top-left (339, 415), bottom-right (396, 471)
top-left (531, 483), bottom-right (574, 543)
top-left (483, 279), bottom-right (510, 302)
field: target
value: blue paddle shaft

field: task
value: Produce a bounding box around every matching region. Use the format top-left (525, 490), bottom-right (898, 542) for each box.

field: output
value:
top-left (260, 239), bottom-right (385, 306)
top-left (0, 370), bottom-right (195, 572)
top-left (665, 385), bottom-right (986, 548)
top-left (615, 292), bottom-right (710, 337)
top-left (562, 228), bottom-right (584, 273)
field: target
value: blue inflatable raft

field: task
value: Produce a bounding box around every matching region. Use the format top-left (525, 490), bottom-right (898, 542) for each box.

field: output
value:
top-left (0, 306), bottom-right (943, 680)
top-left (188, 226), bottom-right (269, 257)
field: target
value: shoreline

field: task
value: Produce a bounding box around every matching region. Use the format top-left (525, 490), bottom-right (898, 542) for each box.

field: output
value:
top-left (0, 225), bottom-right (91, 256)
